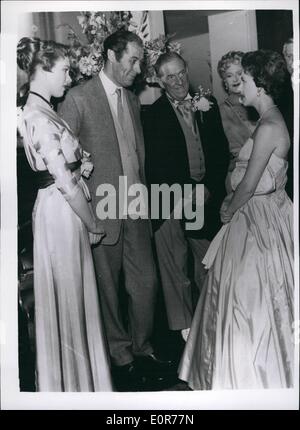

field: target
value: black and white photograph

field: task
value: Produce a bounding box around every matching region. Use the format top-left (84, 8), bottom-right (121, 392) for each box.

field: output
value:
top-left (0, 0), bottom-right (299, 410)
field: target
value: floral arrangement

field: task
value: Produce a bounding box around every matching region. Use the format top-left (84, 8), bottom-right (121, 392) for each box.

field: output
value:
top-left (59, 11), bottom-right (181, 84)
top-left (60, 11), bottom-right (138, 82)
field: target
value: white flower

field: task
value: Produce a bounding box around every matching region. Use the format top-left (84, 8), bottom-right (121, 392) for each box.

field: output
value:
top-left (77, 15), bottom-right (86, 26)
top-left (95, 15), bottom-right (105, 25)
top-left (191, 86), bottom-right (213, 113)
top-left (192, 97), bottom-right (212, 112)
top-left (81, 150), bottom-right (94, 178)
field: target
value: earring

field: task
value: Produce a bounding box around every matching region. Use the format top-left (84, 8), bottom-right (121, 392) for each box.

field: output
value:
top-left (257, 87), bottom-right (263, 97)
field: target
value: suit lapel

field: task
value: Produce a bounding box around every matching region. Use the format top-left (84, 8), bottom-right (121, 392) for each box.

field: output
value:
top-left (160, 93), bottom-right (185, 133)
top-left (93, 76), bottom-right (116, 133)
top-left (88, 76), bottom-right (124, 166)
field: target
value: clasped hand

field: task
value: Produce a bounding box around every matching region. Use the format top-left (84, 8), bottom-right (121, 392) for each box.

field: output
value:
top-left (220, 195), bottom-right (234, 224)
top-left (89, 220), bottom-right (106, 245)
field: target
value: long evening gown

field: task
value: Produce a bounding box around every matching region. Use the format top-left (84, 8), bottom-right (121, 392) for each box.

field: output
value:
top-left (19, 103), bottom-right (113, 391)
top-left (178, 137), bottom-right (294, 390)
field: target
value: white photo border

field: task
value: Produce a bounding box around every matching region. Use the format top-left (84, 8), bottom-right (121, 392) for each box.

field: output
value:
top-left (1, 0), bottom-right (299, 410)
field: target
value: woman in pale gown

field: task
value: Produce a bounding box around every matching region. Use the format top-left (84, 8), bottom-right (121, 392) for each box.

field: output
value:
top-left (178, 50), bottom-right (294, 390)
top-left (17, 37), bottom-right (113, 391)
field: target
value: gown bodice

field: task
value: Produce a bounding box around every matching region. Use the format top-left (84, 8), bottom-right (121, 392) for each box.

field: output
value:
top-left (231, 138), bottom-right (288, 195)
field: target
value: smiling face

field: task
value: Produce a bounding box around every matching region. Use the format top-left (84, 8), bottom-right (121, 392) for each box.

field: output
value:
top-left (158, 57), bottom-right (189, 101)
top-left (110, 41), bottom-right (144, 87)
top-left (46, 57), bottom-right (72, 98)
top-left (240, 72), bottom-right (258, 107)
top-left (223, 62), bottom-right (243, 94)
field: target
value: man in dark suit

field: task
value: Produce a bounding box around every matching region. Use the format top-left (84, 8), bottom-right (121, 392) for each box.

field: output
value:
top-left (143, 52), bottom-right (229, 340)
top-left (59, 30), bottom-right (171, 390)
top-left (280, 38), bottom-right (294, 200)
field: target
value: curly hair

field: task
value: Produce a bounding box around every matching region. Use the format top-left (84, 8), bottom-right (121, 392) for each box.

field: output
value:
top-left (241, 49), bottom-right (289, 102)
top-left (102, 30), bottom-right (143, 63)
top-left (17, 37), bottom-right (69, 79)
top-left (217, 50), bottom-right (244, 80)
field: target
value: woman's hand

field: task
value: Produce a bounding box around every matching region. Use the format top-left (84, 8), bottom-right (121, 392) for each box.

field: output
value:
top-left (220, 207), bottom-right (234, 224)
top-left (90, 219), bottom-right (105, 234)
top-left (220, 195), bottom-right (234, 224)
top-left (89, 220), bottom-right (106, 244)
top-left (89, 232), bottom-right (105, 245)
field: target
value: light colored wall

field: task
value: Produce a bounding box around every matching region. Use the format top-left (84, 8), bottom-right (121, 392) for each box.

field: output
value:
top-left (138, 10), bottom-right (164, 105)
top-left (175, 33), bottom-right (212, 94)
top-left (51, 12), bottom-right (88, 45)
top-left (208, 10), bottom-right (258, 104)
top-left (17, 13), bottom-right (35, 91)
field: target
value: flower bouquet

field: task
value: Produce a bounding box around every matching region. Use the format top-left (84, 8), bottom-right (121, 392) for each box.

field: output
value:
top-left (60, 11), bottom-right (137, 83)
top-left (58, 11), bottom-right (181, 87)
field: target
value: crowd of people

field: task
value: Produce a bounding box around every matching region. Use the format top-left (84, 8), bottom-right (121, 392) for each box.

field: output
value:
top-left (17, 28), bottom-right (295, 392)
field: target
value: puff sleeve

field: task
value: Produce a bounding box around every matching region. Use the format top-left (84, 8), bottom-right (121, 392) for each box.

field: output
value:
top-left (28, 115), bottom-right (81, 201)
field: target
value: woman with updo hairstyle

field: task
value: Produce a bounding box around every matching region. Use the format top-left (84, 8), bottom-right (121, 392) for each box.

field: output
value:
top-left (17, 37), bottom-right (113, 391)
top-left (217, 51), bottom-right (257, 192)
top-left (179, 49), bottom-right (294, 390)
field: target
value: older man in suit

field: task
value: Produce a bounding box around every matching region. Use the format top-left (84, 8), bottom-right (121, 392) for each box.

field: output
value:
top-left (143, 52), bottom-right (229, 340)
top-left (59, 30), bottom-right (171, 390)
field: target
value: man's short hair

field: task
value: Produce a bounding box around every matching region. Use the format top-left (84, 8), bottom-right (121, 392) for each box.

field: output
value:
top-left (154, 52), bottom-right (187, 77)
top-left (102, 30), bottom-right (143, 62)
top-left (282, 37), bottom-right (293, 54)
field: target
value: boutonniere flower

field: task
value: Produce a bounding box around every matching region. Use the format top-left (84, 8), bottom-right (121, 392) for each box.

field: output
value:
top-left (81, 150), bottom-right (94, 179)
top-left (191, 86), bottom-right (214, 121)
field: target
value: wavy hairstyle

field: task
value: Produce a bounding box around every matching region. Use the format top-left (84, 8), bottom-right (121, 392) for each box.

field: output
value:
top-left (217, 50), bottom-right (244, 79)
top-left (241, 49), bottom-right (289, 102)
top-left (217, 51), bottom-right (244, 92)
top-left (17, 37), bottom-right (69, 79)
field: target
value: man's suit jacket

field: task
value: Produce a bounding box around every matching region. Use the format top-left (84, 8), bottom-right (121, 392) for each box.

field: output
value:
top-left (278, 78), bottom-right (294, 200)
top-left (58, 75), bottom-right (147, 245)
top-left (143, 92), bottom-right (229, 240)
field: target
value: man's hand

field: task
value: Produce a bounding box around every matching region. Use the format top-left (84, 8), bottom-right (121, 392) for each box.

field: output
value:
top-left (191, 184), bottom-right (210, 205)
top-left (203, 185), bottom-right (210, 203)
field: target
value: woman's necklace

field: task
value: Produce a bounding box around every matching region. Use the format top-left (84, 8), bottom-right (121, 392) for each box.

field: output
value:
top-left (257, 104), bottom-right (277, 123)
top-left (29, 91), bottom-right (54, 109)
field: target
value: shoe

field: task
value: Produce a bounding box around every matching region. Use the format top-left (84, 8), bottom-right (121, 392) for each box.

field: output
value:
top-left (139, 373), bottom-right (177, 391)
top-left (181, 328), bottom-right (190, 342)
top-left (135, 353), bottom-right (174, 374)
top-left (113, 362), bottom-right (146, 392)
